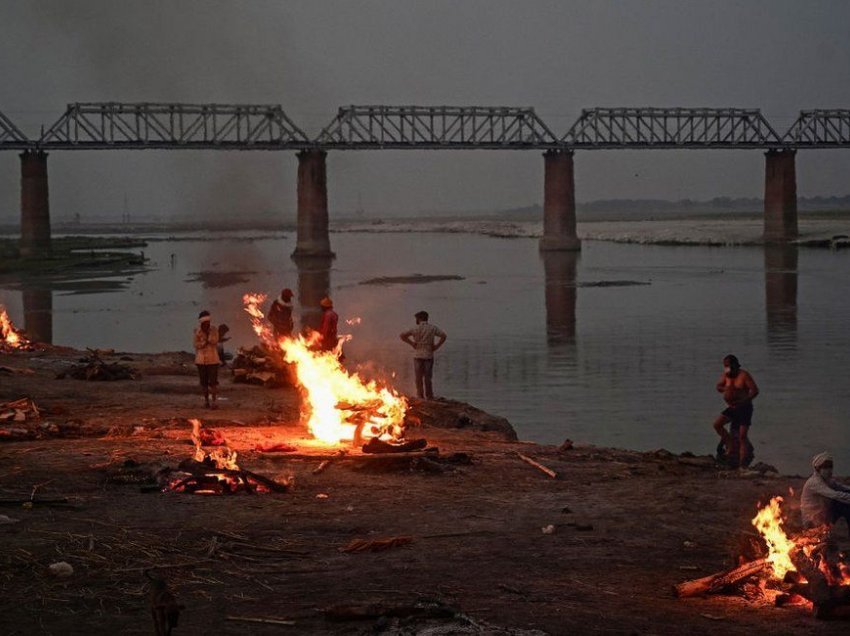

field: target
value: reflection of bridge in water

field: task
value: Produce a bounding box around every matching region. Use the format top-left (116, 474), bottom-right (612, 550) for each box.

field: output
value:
top-left (2, 237), bottom-right (799, 354)
top-left (542, 245), bottom-right (799, 353)
top-left (22, 286), bottom-right (52, 344)
top-left (2, 104), bottom-right (850, 259)
top-left (764, 245), bottom-right (798, 348)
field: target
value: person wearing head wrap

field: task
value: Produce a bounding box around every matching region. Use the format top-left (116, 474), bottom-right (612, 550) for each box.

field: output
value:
top-left (712, 354), bottom-right (759, 468)
top-left (193, 310), bottom-right (221, 409)
top-left (800, 452), bottom-right (850, 528)
top-left (268, 288), bottom-right (295, 339)
top-left (318, 297), bottom-right (338, 352)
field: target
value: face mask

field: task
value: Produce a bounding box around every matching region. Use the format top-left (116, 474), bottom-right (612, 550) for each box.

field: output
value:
top-left (819, 467), bottom-right (833, 480)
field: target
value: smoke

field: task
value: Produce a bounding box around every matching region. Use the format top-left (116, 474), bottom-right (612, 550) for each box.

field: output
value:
top-left (0, 1), bottom-right (327, 224)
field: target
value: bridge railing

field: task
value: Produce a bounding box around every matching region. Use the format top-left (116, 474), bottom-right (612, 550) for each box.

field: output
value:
top-left (38, 103), bottom-right (311, 149)
top-left (562, 107), bottom-right (784, 148)
top-left (782, 110), bottom-right (850, 148)
top-left (0, 110), bottom-right (31, 149)
top-left (315, 105), bottom-right (561, 149)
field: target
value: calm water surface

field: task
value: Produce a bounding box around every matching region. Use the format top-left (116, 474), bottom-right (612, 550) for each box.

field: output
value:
top-left (2, 231), bottom-right (848, 475)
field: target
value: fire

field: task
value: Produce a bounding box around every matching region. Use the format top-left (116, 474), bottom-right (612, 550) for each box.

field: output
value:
top-left (243, 293), bottom-right (408, 445)
top-left (191, 418), bottom-right (238, 470)
top-left (752, 496), bottom-right (798, 579)
top-left (0, 306), bottom-right (27, 348)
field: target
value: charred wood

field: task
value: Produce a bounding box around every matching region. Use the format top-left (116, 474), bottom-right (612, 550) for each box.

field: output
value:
top-left (674, 558), bottom-right (767, 598)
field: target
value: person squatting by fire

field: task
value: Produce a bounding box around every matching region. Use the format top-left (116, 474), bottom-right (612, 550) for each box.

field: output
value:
top-left (801, 452), bottom-right (850, 529)
top-left (193, 310), bottom-right (221, 409)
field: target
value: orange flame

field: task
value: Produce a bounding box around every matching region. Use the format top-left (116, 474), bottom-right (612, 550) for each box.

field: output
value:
top-left (752, 496), bottom-right (797, 579)
top-left (190, 418), bottom-right (238, 470)
top-left (243, 293), bottom-right (407, 445)
top-left (0, 306), bottom-right (27, 348)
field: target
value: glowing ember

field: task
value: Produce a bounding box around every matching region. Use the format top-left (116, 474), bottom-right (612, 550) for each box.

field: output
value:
top-left (0, 306), bottom-right (27, 349)
top-left (243, 293), bottom-right (408, 445)
top-left (752, 496), bottom-right (798, 579)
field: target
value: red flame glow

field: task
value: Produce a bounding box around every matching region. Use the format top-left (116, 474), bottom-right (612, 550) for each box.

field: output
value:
top-left (243, 293), bottom-right (407, 445)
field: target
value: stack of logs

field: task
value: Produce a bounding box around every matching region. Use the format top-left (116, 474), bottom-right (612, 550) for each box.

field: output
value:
top-left (231, 345), bottom-right (290, 387)
top-left (676, 529), bottom-right (850, 619)
top-left (166, 457), bottom-right (290, 495)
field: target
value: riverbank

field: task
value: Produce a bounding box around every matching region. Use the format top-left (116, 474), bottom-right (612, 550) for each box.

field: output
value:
top-left (1, 346), bottom-right (847, 634)
top-left (333, 214), bottom-right (850, 247)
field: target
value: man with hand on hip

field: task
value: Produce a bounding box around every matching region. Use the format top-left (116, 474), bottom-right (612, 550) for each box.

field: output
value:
top-left (400, 311), bottom-right (447, 400)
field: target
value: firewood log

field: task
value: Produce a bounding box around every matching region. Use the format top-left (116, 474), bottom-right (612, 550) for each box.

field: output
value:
top-left (790, 547), bottom-right (831, 606)
top-left (674, 558), bottom-right (767, 598)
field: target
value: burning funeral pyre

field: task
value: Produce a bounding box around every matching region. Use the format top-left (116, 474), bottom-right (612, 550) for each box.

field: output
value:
top-left (165, 419), bottom-right (289, 495)
top-left (0, 306), bottom-right (30, 351)
top-left (676, 496), bottom-right (850, 619)
top-left (243, 293), bottom-right (409, 447)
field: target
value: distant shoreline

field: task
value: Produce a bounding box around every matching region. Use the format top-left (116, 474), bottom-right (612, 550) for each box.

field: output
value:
top-left (1, 206), bottom-right (849, 237)
top-left (0, 209), bottom-right (848, 248)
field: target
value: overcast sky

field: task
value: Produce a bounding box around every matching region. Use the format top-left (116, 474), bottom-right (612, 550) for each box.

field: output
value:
top-left (1, 0), bottom-right (849, 222)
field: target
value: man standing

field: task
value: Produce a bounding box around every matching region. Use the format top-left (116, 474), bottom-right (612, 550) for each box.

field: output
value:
top-left (712, 354), bottom-right (759, 467)
top-left (400, 311), bottom-right (447, 400)
top-left (268, 288), bottom-right (295, 340)
top-left (193, 310), bottom-right (221, 409)
top-left (318, 296), bottom-right (338, 352)
top-left (801, 452), bottom-right (850, 528)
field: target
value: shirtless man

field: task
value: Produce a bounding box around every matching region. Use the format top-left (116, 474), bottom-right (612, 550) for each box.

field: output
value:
top-left (712, 354), bottom-right (759, 467)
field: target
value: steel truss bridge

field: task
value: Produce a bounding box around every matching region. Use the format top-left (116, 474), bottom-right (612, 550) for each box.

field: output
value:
top-left (0, 110), bottom-right (30, 149)
top-left (2, 103), bottom-right (850, 151)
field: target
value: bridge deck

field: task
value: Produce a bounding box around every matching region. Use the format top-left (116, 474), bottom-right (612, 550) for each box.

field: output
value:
top-left (2, 104), bottom-right (849, 150)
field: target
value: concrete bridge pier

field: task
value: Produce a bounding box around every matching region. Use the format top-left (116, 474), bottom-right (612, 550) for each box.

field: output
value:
top-left (764, 149), bottom-right (798, 243)
top-left (539, 150), bottom-right (581, 251)
top-left (292, 150), bottom-right (335, 259)
top-left (20, 150), bottom-right (52, 258)
top-left (292, 253), bottom-right (333, 333)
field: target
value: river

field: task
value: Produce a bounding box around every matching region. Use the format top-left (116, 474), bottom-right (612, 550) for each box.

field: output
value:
top-left (2, 229), bottom-right (849, 475)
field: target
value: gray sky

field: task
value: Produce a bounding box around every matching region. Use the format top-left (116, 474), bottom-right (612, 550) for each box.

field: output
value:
top-left (1, 0), bottom-right (849, 222)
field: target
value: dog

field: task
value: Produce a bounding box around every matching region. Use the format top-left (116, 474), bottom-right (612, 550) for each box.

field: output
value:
top-left (144, 569), bottom-right (184, 636)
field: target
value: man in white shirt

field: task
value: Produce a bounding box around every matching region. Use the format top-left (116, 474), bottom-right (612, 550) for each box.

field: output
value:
top-left (801, 452), bottom-right (850, 528)
top-left (400, 311), bottom-right (447, 400)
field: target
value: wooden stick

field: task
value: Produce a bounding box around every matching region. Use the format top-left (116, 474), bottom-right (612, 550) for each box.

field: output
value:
top-left (225, 616), bottom-right (296, 626)
top-left (516, 453), bottom-right (557, 478)
top-left (312, 460), bottom-right (332, 475)
top-left (0, 498), bottom-right (70, 507)
top-left (113, 559), bottom-right (216, 573)
top-left (674, 557), bottom-right (767, 598)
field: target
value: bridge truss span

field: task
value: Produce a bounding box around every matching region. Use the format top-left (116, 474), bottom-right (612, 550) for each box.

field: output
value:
top-left (38, 103), bottom-right (310, 149)
top-left (562, 107), bottom-right (783, 149)
top-left (0, 110), bottom-right (31, 149)
top-left (316, 105), bottom-right (560, 149)
top-left (783, 110), bottom-right (850, 148)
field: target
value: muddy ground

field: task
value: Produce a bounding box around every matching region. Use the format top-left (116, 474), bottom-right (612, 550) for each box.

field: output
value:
top-left (0, 346), bottom-right (847, 635)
